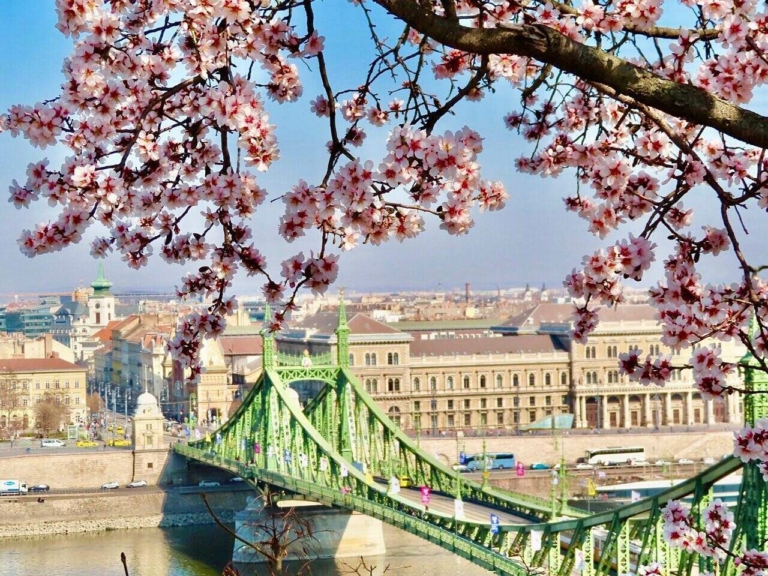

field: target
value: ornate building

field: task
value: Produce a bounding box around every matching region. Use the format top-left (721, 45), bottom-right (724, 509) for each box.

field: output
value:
top-left (277, 301), bottom-right (744, 432)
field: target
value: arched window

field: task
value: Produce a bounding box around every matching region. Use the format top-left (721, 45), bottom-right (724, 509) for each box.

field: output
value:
top-left (496, 374), bottom-right (503, 388)
top-left (586, 372), bottom-right (593, 385)
top-left (463, 376), bottom-right (470, 389)
top-left (607, 372), bottom-right (614, 384)
top-left (529, 374), bottom-right (536, 386)
top-left (545, 373), bottom-right (552, 386)
top-left (430, 377), bottom-right (437, 390)
top-left (387, 352), bottom-right (394, 365)
top-left (586, 347), bottom-right (591, 359)
top-left (349, 353), bottom-right (355, 366)
top-left (388, 406), bottom-right (401, 426)
top-left (480, 375), bottom-right (487, 388)
top-left (394, 378), bottom-right (400, 392)
top-left (413, 377), bottom-right (421, 392)
top-left (613, 371), bottom-right (619, 383)
top-left (447, 376), bottom-right (454, 390)
top-left (513, 374), bottom-right (520, 386)
top-left (393, 352), bottom-right (399, 365)
top-left (592, 371), bottom-right (598, 384)
top-left (371, 353), bottom-right (377, 366)
top-left (388, 378), bottom-right (394, 392)
top-left (365, 353), bottom-right (371, 366)
top-left (561, 372), bottom-right (567, 385)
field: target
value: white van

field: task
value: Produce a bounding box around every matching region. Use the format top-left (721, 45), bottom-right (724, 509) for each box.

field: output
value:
top-left (41, 439), bottom-right (66, 448)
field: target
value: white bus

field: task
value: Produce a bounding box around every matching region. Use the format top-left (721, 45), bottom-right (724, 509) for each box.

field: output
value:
top-left (584, 446), bottom-right (645, 466)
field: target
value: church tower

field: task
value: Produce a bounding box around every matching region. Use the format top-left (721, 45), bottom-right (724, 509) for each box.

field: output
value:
top-left (88, 263), bottom-right (115, 327)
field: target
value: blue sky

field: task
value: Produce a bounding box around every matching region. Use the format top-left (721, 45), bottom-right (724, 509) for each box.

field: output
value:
top-left (0, 2), bottom-right (761, 300)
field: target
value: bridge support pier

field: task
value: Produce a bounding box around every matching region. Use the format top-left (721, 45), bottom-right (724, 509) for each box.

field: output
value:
top-left (232, 498), bottom-right (386, 564)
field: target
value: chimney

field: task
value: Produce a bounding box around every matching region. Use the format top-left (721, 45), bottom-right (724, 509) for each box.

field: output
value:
top-left (465, 282), bottom-right (470, 304)
top-left (45, 334), bottom-right (53, 358)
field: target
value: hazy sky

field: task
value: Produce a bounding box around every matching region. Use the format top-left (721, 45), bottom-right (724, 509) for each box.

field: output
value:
top-left (0, 3), bottom-right (763, 301)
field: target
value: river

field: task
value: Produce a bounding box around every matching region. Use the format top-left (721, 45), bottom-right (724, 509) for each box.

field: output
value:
top-left (0, 523), bottom-right (492, 576)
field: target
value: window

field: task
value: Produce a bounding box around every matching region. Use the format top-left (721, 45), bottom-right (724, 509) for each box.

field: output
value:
top-left (413, 377), bottom-right (421, 392)
top-left (607, 371), bottom-right (614, 384)
top-left (388, 406), bottom-right (401, 426)
top-left (431, 414), bottom-right (438, 429)
top-left (528, 374), bottom-right (535, 386)
top-left (480, 398), bottom-right (487, 409)
top-left (349, 353), bottom-right (355, 366)
top-left (561, 372), bottom-right (568, 386)
top-left (529, 397), bottom-right (536, 406)
top-left (586, 347), bottom-right (591, 359)
top-left (365, 379), bottom-right (378, 394)
top-left (448, 414), bottom-right (455, 427)
top-left (496, 398), bottom-right (503, 408)
top-left (388, 352), bottom-right (394, 365)
top-left (513, 396), bottom-right (520, 407)
top-left (447, 400), bottom-right (454, 409)
top-left (430, 399), bottom-right (437, 410)
top-left (513, 374), bottom-right (520, 386)
top-left (607, 345), bottom-right (618, 358)
top-left (529, 410), bottom-right (537, 422)
top-left (463, 376), bottom-right (470, 389)
top-left (365, 353), bottom-right (371, 366)
top-left (497, 412), bottom-right (504, 425)
top-left (414, 401), bottom-right (421, 411)
top-left (562, 395), bottom-right (568, 405)
top-left (65, 380), bottom-right (70, 389)
top-left (513, 412), bottom-right (519, 424)
top-left (545, 373), bottom-right (551, 386)
top-left (393, 352), bottom-right (399, 365)
top-left (480, 375), bottom-right (487, 389)
top-left (55, 379), bottom-right (60, 389)
top-left (65, 396), bottom-right (70, 405)
top-left (495, 374), bottom-right (503, 388)
top-left (35, 382), bottom-right (40, 390)
top-left (388, 378), bottom-right (400, 392)
top-left (45, 380), bottom-right (50, 389)
top-left (545, 395), bottom-right (552, 406)
top-left (371, 353), bottom-right (377, 366)
top-left (464, 413), bottom-right (471, 426)
top-left (463, 399), bottom-right (471, 409)
top-left (430, 377), bottom-right (437, 390)
top-left (447, 376), bottom-right (454, 390)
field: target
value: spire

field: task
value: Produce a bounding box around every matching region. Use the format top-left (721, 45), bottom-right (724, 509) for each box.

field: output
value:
top-left (91, 263), bottom-right (113, 296)
top-left (336, 289), bottom-right (350, 367)
top-left (262, 302), bottom-right (275, 368)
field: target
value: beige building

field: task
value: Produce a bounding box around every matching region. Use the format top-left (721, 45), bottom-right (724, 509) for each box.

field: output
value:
top-left (278, 303), bottom-right (744, 432)
top-left (0, 358), bottom-right (88, 431)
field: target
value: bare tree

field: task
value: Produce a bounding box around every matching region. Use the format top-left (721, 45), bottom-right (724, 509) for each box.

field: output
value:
top-left (0, 370), bottom-right (27, 440)
top-left (34, 394), bottom-right (68, 437)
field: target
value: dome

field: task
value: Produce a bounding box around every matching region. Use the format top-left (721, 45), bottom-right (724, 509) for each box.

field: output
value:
top-left (135, 391), bottom-right (160, 415)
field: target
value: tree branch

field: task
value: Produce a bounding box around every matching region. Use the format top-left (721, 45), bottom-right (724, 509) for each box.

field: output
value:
top-left (373, 0), bottom-right (768, 149)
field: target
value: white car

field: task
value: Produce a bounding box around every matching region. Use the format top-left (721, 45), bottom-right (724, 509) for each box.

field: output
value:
top-left (678, 458), bottom-right (695, 465)
top-left (41, 439), bottom-right (66, 448)
top-left (198, 480), bottom-right (220, 488)
top-left (630, 460), bottom-right (650, 467)
top-left (702, 457), bottom-right (716, 465)
top-left (575, 463), bottom-right (594, 470)
top-left (101, 481), bottom-right (119, 490)
top-left (127, 480), bottom-right (147, 488)
top-left (655, 459), bottom-right (670, 466)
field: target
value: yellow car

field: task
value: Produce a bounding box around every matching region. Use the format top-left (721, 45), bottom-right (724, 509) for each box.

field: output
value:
top-left (116, 427), bottom-right (125, 435)
top-left (399, 475), bottom-right (412, 488)
top-left (107, 438), bottom-right (132, 447)
top-left (76, 440), bottom-right (98, 447)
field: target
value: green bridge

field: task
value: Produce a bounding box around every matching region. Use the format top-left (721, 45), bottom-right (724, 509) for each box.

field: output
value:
top-left (176, 303), bottom-right (768, 575)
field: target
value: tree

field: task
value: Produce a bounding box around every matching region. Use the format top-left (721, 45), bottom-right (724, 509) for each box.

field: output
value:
top-left (3, 1), bottom-right (768, 569)
top-left (86, 392), bottom-right (102, 417)
top-left (0, 370), bottom-right (27, 440)
top-left (34, 393), bottom-right (68, 437)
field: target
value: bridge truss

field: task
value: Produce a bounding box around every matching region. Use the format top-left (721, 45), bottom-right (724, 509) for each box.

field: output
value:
top-left (176, 304), bottom-right (768, 575)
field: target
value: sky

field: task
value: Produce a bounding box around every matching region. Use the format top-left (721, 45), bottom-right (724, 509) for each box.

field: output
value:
top-left (0, 2), bottom-right (764, 301)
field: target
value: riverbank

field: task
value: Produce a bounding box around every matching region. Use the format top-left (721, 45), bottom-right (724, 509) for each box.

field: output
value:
top-left (0, 489), bottom-right (249, 540)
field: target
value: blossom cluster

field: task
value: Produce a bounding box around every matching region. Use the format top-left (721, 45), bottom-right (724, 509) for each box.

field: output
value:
top-left (662, 499), bottom-right (733, 559)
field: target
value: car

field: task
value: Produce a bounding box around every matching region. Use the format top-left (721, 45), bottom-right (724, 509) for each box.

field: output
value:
top-left (451, 464), bottom-right (469, 472)
top-left (228, 477), bottom-right (244, 483)
top-left (76, 440), bottom-right (98, 447)
top-left (702, 457), bottom-right (716, 465)
top-left (116, 427), bottom-right (125, 435)
top-left (398, 476), bottom-right (412, 488)
top-left (530, 463), bottom-right (551, 470)
top-left (631, 460), bottom-right (650, 467)
top-left (40, 439), bottom-right (66, 448)
top-left (107, 438), bottom-right (131, 447)
top-left (101, 481), bottom-right (120, 490)
top-left (29, 484), bottom-right (50, 493)
top-left (198, 481), bottom-right (220, 488)
top-left (655, 459), bottom-right (670, 466)
top-left (127, 480), bottom-right (147, 488)
top-left (678, 458), bottom-right (695, 465)
top-left (575, 463), bottom-right (595, 470)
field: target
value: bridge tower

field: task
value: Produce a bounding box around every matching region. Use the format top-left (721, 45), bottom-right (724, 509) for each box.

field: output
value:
top-left (336, 289), bottom-right (350, 368)
top-left (262, 302), bottom-right (275, 369)
top-left (728, 320), bottom-right (768, 565)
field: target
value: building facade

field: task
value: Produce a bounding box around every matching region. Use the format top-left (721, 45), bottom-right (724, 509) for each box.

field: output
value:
top-left (276, 302), bottom-right (744, 432)
top-left (0, 358), bottom-right (88, 431)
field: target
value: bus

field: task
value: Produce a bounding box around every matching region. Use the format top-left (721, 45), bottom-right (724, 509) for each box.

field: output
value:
top-left (583, 446), bottom-right (645, 466)
top-left (467, 452), bottom-right (516, 471)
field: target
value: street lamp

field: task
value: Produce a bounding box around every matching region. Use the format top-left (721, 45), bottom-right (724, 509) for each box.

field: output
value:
top-left (654, 393), bottom-right (661, 431)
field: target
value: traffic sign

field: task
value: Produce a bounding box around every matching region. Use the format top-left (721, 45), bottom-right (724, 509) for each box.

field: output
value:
top-left (490, 513), bottom-right (500, 534)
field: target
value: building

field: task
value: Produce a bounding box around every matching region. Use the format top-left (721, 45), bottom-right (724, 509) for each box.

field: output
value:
top-left (275, 300), bottom-right (744, 432)
top-left (0, 357), bottom-right (88, 431)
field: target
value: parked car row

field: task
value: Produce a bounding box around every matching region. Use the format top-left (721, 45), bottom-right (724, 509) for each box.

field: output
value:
top-left (101, 480), bottom-right (147, 489)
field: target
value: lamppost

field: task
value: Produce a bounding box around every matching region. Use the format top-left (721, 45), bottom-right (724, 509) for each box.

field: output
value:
top-left (594, 379), bottom-right (603, 430)
top-left (654, 393), bottom-right (661, 431)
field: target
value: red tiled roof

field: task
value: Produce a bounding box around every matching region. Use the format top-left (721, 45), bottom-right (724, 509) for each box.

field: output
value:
top-left (348, 314), bottom-right (401, 335)
top-left (0, 358), bottom-right (84, 373)
top-left (219, 336), bottom-right (263, 356)
top-left (410, 334), bottom-right (566, 356)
